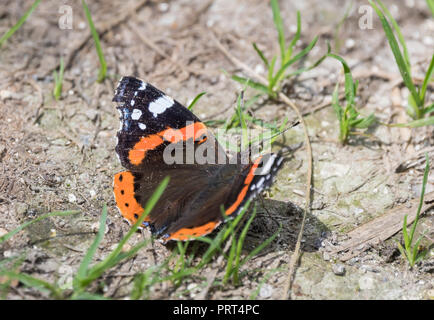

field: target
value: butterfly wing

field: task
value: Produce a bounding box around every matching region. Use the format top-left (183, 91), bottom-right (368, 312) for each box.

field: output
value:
top-left (113, 76), bottom-right (227, 170)
top-left (112, 76), bottom-right (283, 242)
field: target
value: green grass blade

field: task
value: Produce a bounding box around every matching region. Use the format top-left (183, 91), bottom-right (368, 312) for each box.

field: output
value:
top-left (187, 92), bottom-right (206, 111)
top-left (284, 42), bottom-right (331, 78)
top-left (351, 113), bottom-right (376, 129)
top-left (0, 271), bottom-right (62, 299)
top-left (332, 82), bottom-right (343, 120)
top-left (0, 210), bottom-right (80, 244)
top-left (370, 0), bottom-right (422, 110)
top-left (86, 177), bottom-right (170, 280)
top-left (395, 241), bottom-right (408, 263)
top-left (420, 54), bottom-right (434, 107)
top-left (223, 237), bottom-right (237, 284)
top-left (253, 43), bottom-right (270, 68)
top-left (0, 0), bottom-right (41, 48)
top-left (409, 154), bottom-right (430, 244)
top-left (71, 292), bottom-right (109, 300)
top-left (236, 92), bottom-right (248, 149)
top-left (240, 223), bottom-right (282, 266)
top-left (175, 241), bottom-right (189, 273)
top-left (101, 239), bottom-right (150, 271)
top-left (402, 214), bottom-right (410, 249)
top-left (82, 0), bottom-right (107, 82)
top-left (197, 201), bottom-right (251, 268)
top-left (231, 75), bottom-right (269, 95)
top-left (376, 0), bottom-right (411, 71)
top-left (390, 116), bottom-right (434, 127)
top-left (425, 103), bottom-right (434, 114)
top-left (53, 57), bottom-right (65, 101)
top-left (268, 56), bottom-right (277, 87)
top-left (76, 205), bottom-right (108, 282)
top-left (273, 36), bottom-right (318, 85)
top-left (232, 207), bottom-right (257, 284)
top-left (286, 11), bottom-right (301, 60)
top-left (271, 0), bottom-right (285, 61)
top-left (328, 53), bottom-right (355, 106)
top-left (427, 0), bottom-right (434, 17)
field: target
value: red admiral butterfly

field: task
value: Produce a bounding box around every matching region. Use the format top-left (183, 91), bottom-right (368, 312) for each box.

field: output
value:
top-left (113, 76), bottom-right (283, 243)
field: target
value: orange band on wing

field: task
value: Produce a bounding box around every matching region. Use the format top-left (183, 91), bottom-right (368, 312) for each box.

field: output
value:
top-left (128, 135), bottom-right (164, 165)
top-left (224, 156), bottom-right (262, 216)
top-left (164, 220), bottom-right (220, 242)
top-left (113, 171), bottom-right (149, 224)
top-left (128, 122), bottom-right (208, 165)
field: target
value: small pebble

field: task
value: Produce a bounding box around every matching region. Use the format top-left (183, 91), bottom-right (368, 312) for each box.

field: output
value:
top-left (68, 193), bottom-right (77, 203)
top-left (345, 38), bottom-right (355, 48)
top-left (259, 284), bottom-right (273, 298)
top-left (158, 2), bottom-right (169, 12)
top-left (332, 264), bottom-right (346, 276)
top-left (3, 250), bottom-right (13, 258)
top-left (49, 228), bottom-right (57, 238)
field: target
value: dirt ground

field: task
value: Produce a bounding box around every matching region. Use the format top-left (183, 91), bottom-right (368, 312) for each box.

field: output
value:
top-left (0, 0), bottom-right (433, 300)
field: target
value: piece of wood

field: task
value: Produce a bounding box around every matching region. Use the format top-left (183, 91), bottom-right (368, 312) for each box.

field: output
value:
top-left (326, 191), bottom-right (434, 261)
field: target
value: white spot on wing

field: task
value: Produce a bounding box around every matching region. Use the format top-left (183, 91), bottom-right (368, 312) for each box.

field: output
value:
top-left (131, 100), bottom-right (135, 106)
top-left (139, 82), bottom-right (147, 90)
top-left (261, 154), bottom-right (277, 175)
top-left (256, 177), bottom-right (265, 190)
top-left (138, 122), bottom-right (146, 130)
top-left (149, 95), bottom-right (174, 118)
top-left (131, 109), bottom-right (142, 120)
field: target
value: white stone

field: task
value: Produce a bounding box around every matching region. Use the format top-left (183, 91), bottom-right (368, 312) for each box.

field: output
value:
top-left (259, 284), bottom-right (273, 298)
top-left (68, 193), bottom-right (76, 203)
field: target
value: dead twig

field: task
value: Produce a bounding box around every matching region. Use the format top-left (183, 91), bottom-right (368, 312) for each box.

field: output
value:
top-left (395, 147), bottom-right (434, 173)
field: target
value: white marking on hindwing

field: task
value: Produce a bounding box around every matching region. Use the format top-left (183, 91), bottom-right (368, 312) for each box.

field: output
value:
top-left (149, 95), bottom-right (174, 118)
top-left (261, 154), bottom-right (277, 175)
top-left (276, 157), bottom-right (283, 166)
top-left (256, 177), bottom-right (265, 190)
top-left (131, 108), bottom-right (142, 120)
top-left (138, 122), bottom-right (146, 130)
top-left (131, 100), bottom-right (135, 106)
top-left (117, 109), bottom-right (123, 131)
top-left (138, 82), bottom-right (147, 90)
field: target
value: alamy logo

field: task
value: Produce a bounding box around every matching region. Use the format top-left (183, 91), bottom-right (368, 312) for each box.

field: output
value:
top-left (58, 5), bottom-right (73, 30)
